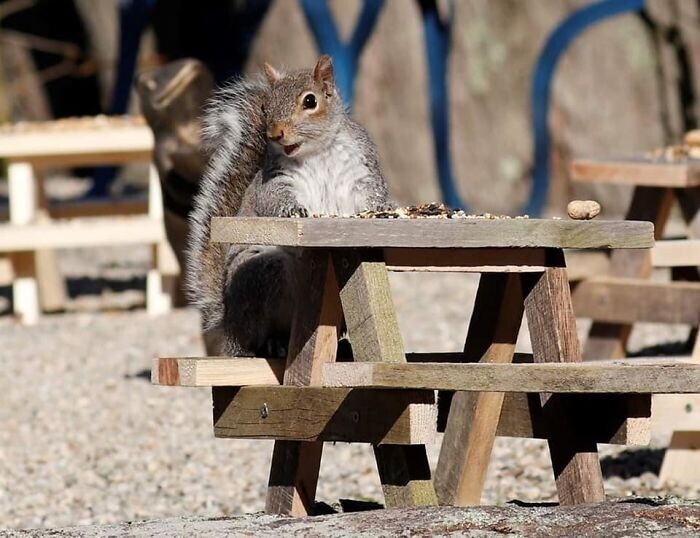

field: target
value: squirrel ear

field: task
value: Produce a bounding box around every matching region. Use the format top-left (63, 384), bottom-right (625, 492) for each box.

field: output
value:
top-left (263, 62), bottom-right (282, 85)
top-left (313, 55), bottom-right (334, 95)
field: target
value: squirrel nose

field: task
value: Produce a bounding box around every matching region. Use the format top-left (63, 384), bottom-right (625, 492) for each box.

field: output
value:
top-left (268, 127), bottom-right (284, 141)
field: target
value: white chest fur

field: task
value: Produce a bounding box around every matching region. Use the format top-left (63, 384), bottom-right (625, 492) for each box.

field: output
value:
top-left (279, 140), bottom-right (370, 216)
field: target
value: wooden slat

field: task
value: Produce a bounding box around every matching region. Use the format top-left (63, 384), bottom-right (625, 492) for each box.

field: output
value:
top-left (652, 394), bottom-right (700, 436)
top-left (521, 266), bottom-right (605, 505)
top-left (0, 124), bottom-right (153, 160)
top-left (574, 278), bottom-right (700, 325)
top-left (211, 217), bottom-right (654, 250)
top-left (333, 250), bottom-right (437, 508)
top-left (0, 216), bottom-right (165, 251)
top-left (435, 273), bottom-right (523, 506)
top-left (384, 248), bottom-right (558, 273)
top-left (571, 158), bottom-right (700, 187)
top-left (265, 252), bottom-right (341, 516)
top-left (651, 239), bottom-right (700, 267)
top-left (212, 386), bottom-right (435, 445)
top-left (323, 360), bottom-right (700, 393)
top-left (497, 393), bottom-right (650, 446)
top-left (583, 186), bottom-right (675, 360)
top-left (151, 357), bottom-right (284, 386)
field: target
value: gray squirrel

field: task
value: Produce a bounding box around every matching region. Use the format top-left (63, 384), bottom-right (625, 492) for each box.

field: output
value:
top-left (187, 55), bottom-right (392, 356)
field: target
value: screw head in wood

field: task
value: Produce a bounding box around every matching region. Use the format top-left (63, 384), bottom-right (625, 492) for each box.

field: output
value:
top-left (260, 403), bottom-right (269, 419)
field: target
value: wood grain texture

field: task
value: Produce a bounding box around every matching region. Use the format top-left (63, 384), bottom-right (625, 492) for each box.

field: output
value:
top-left (151, 357), bottom-right (284, 386)
top-left (574, 278), bottom-right (700, 325)
top-left (571, 158), bottom-right (700, 187)
top-left (212, 386), bottom-right (435, 444)
top-left (266, 252), bottom-right (341, 516)
top-left (322, 360), bottom-right (700, 393)
top-left (211, 217), bottom-right (654, 250)
top-left (658, 431), bottom-right (700, 486)
top-left (583, 187), bottom-right (674, 360)
top-left (435, 273), bottom-right (523, 506)
top-left (332, 251), bottom-right (404, 363)
top-left (332, 250), bottom-right (437, 508)
top-left (522, 266), bottom-right (605, 505)
top-left (495, 393), bottom-right (651, 446)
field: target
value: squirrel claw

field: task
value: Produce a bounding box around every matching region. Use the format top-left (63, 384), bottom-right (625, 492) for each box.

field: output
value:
top-left (279, 206), bottom-right (309, 218)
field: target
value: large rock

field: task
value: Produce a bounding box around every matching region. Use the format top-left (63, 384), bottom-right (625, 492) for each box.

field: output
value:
top-left (5, 499), bottom-right (700, 537)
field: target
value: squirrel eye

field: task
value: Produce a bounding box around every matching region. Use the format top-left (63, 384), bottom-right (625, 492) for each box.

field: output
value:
top-left (302, 93), bottom-right (317, 110)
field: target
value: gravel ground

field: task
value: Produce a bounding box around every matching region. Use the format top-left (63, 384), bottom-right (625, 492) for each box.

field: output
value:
top-left (0, 246), bottom-right (698, 530)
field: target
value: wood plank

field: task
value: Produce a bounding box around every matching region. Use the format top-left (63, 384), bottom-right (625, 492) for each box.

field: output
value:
top-left (384, 247), bottom-right (558, 273)
top-left (211, 217), bottom-right (654, 250)
top-left (212, 386), bottom-right (435, 444)
top-left (323, 360), bottom-right (700, 393)
top-left (651, 239), bottom-right (700, 267)
top-left (0, 257), bottom-right (13, 285)
top-left (573, 278), bottom-right (700, 325)
top-left (496, 393), bottom-right (650, 446)
top-left (658, 431), bottom-right (700, 486)
top-left (564, 250), bottom-right (609, 281)
top-left (333, 250), bottom-right (437, 508)
top-left (435, 273), bottom-right (523, 506)
top-left (151, 357), bottom-right (284, 386)
top-left (0, 125), bottom-right (153, 160)
top-left (0, 216), bottom-right (165, 251)
top-left (521, 266), bottom-right (605, 504)
top-left (265, 252), bottom-right (341, 517)
top-left (571, 158), bottom-right (700, 187)
top-left (584, 186), bottom-right (675, 360)
top-left (652, 394), bottom-right (700, 436)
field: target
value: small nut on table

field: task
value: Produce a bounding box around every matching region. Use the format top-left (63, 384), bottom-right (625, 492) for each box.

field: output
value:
top-left (567, 200), bottom-right (601, 220)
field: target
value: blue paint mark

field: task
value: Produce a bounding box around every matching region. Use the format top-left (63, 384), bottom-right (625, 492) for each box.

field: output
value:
top-left (527, 0), bottom-right (645, 216)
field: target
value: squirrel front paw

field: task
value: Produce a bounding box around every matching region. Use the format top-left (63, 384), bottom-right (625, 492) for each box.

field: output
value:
top-left (278, 205), bottom-right (309, 218)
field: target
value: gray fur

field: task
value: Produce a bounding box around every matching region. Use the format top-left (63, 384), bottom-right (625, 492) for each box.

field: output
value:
top-left (187, 57), bottom-right (392, 356)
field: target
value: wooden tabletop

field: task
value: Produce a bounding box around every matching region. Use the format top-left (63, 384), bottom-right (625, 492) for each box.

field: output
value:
top-left (571, 157), bottom-right (700, 188)
top-left (211, 217), bottom-right (654, 249)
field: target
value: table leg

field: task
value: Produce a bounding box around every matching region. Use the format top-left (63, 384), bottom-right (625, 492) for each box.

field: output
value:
top-left (582, 186), bottom-right (674, 360)
top-left (8, 162), bottom-right (40, 324)
top-left (265, 252), bottom-right (342, 516)
top-left (434, 272), bottom-right (524, 506)
top-left (147, 164), bottom-right (176, 315)
top-left (333, 250), bottom-right (437, 508)
top-left (523, 261), bottom-right (605, 505)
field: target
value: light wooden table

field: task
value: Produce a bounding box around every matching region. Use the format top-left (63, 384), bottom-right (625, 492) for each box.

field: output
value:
top-left (572, 156), bottom-right (700, 485)
top-left (151, 216), bottom-right (700, 515)
top-left (0, 117), bottom-right (178, 323)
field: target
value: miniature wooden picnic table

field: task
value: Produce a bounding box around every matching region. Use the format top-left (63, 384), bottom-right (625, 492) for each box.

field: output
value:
top-left (153, 215), bottom-right (700, 516)
top-left (571, 156), bottom-right (700, 485)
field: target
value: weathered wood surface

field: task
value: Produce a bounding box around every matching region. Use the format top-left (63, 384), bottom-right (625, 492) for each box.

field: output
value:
top-left (266, 252), bottom-right (341, 516)
top-left (435, 273), bottom-right (523, 506)
top-left (14, 501), bottom-right (700, 537)
top-left (332, 250), bottom-right (437, 508)
top-left (323, 359), bottom-right (700, 393)
top-left (151, 357), bottom-right (285, 386)
top-left (212, 386), bottom-right (435, 444)
top-left (211, 217), bottom-right (654, 250)
top-left (521, 267), bottom-right (605, 505)
top-left (574, 278), bottom-right (700, 325)
top-left (583, 186), bottom-right (675, 360)
top-left (571, 157), bottom-right (700, 187)
top-left (496, 392), bottom-right (650, 445)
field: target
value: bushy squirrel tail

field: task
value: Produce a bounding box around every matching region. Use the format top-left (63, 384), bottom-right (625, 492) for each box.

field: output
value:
top-left (186, 74), bottom-right (269, 332)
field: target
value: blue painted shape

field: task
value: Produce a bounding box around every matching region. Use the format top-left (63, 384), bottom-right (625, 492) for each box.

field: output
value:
top-left (527, 0), bottom-right (645, 216)
top-left (299, 0), bottom-right (383, 105)
top-left (418, 0), bottom-right (464, 210)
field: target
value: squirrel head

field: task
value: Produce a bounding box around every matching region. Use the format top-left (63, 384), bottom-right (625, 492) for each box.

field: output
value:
top-left (261, 55), bottom-right (343, 159)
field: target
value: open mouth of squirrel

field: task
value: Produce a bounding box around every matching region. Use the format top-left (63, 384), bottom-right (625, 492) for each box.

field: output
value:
top-left (283, 143), bottom-right (300, 156)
